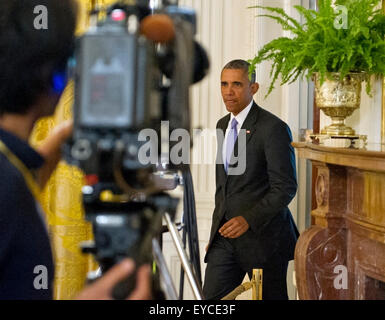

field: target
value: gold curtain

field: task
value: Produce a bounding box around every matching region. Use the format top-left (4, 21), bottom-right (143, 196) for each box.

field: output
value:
top-left (30, 0), bottom-right (115, 300)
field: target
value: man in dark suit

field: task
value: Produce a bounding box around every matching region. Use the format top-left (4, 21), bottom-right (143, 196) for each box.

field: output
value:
top-left (203, 59), bottom-right (299, 300)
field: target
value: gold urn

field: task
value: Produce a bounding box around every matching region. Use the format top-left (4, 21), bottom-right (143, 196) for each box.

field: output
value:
top-left (314, 72), bottom-right (363, 136)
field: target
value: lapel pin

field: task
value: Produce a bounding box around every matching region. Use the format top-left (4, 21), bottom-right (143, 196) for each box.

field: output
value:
top-left (246, 130), bottom-right (251, 134)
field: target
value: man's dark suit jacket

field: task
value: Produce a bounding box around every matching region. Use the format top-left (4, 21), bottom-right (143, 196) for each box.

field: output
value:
top-left (205, 102), bottom-right (299, 269)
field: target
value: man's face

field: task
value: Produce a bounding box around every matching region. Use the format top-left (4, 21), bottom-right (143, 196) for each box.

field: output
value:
top-left (221, 68), bottom-right (259, 116)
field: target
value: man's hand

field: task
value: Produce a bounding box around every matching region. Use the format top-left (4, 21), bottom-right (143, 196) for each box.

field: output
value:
top-left (219, 216), bottom-right (249, 238)
top-left (75, 259), bottom-right (152, 300)
top-left (37, 120), bottom-right (73, 189)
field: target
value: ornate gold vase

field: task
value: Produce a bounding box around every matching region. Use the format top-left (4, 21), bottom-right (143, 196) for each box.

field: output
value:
top-left (314, 72), bottom-right (363, 136)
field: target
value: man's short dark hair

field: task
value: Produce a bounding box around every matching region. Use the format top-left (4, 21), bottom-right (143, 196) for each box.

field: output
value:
top-left (0, 0), bottom-right (77, 115)
top-left (222, 59), bottom-right (256, 84)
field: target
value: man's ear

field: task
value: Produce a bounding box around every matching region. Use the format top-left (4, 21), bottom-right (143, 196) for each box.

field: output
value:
top-left (251, 82), bottom-right (259, 95)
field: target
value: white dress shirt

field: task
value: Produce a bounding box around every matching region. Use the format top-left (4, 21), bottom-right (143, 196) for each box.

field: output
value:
top-left (222, 100), bottom-right (253, 167)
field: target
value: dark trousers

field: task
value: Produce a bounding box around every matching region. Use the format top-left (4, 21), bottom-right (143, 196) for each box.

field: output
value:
top-left (203, 235), bottom-right (289, 300)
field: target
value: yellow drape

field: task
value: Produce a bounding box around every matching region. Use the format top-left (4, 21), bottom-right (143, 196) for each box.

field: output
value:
top-left (30, 0), bottom-right (115, 300)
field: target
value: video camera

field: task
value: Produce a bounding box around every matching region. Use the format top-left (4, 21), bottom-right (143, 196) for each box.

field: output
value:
top-left (63, 0), bottom-right (209, 299)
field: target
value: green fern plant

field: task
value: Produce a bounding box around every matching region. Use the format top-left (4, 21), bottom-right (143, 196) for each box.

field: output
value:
top-left (249, 0), bottom-right (385, 97)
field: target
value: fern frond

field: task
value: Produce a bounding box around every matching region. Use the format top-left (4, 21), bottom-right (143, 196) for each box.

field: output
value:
top-left (248, 0), bottom-right (385, 98)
